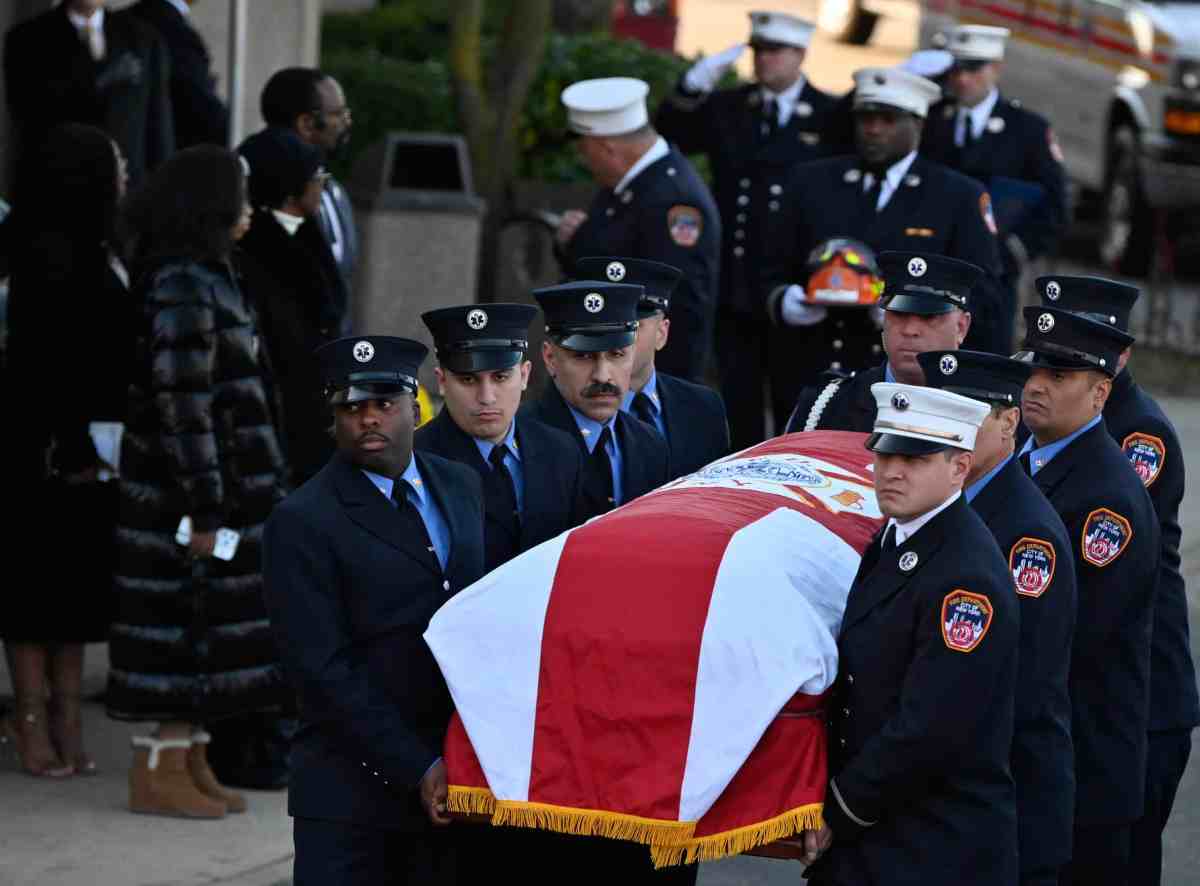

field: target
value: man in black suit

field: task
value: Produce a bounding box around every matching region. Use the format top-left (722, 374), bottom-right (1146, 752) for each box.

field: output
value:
top-left (522, 280), bottom-right (669, 520)
top-left (555, 77), bottom-right (720, 383)
top-left (919, 348), bottom-right (1077, 886)
top-left (4, 0), bottom-right (174, 186)
top-left (802, 381), bottom-right (1019, 886)
top-left (1028, 276), bottom-right (1199, 886)
top-left (784, 251), bottom-right (979, 435)
top-left (128, 0), bottom-right (228, 149)
top-left (762, 65), bottom-right (1004, 427)
top-left (415, 303), bottom-right (586, 571)
top-left (262, 335), bottom-right (485, 886)
top-left (921, 26), bottom-right (1067, 353)
top-left (575, 256), bottom-right (729, 479)
top-left (1016, 306), bottom-right (1161, 886)
top-left (261, 67), bottom-right (358, 317)
top-left (654, 12), bottom-right (835, 448)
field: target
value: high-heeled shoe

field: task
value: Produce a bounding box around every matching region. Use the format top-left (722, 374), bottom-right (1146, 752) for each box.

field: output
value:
top-left (50, 694), bottom-right (98, 776)
top-left (0, 702), bottom-right (75, 778)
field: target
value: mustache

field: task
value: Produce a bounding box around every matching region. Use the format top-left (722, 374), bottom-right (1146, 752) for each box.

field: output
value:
top-left (582, 382), bottom-right (622, 398)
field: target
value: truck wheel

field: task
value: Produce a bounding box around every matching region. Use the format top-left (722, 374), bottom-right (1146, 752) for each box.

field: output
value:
top-left (1099, 126), bottom-right (1153, 276)
top-left (817, 0), bottom-right (879, 45)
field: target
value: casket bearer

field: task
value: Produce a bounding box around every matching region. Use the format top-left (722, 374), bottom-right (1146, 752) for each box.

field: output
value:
top-left (802, 382), bottom-right (1019, 886)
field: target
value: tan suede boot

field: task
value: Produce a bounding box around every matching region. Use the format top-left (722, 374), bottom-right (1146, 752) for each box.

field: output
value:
top-left (129, 736), bottom-right (227, 818)
top-left (188, 731), bottom-right (247, 814)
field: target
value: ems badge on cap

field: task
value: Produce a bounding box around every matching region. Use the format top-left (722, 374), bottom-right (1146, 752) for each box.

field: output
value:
top-left (907, 256), bottom-right (927, 277)
top-left (467, 308), bottom-right (488, 330)
top-left (1122, 432), bottom-right (1166, 488)
top-left (1037, 312), bottom-right (1055, 333)
top-left (941, 590), bottom-right (993, 653)
top-left (899, 551), bottom-right (919, 572)
top-left (353, 340), bottom-right (375, 363)
top-left (584, 292), bottom-right (605, 313)
top-left (939, 354), bottom-right (958, 375)
top-left (1045, 280), bottom-right (1061, 300)
top-left (667, 205), bottom-right (703, 247)
top-left (1082, 508), bottom-right (1132, 568)
top-left (606, 261), bottom-right (626, 282)
top-left (1009, 537), bottom-right (1056, 598)
top-left (891, 391), bottom-right (911, 411)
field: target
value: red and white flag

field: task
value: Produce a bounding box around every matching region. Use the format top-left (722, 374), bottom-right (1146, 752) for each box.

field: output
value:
top-left (425, 431), bottom-right (883, 864)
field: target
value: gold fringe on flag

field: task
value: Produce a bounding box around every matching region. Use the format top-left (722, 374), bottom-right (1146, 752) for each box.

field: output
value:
top-left (491, 799), bottom-right (698, 848)
top-left (446, 785), bottom-right (497, 817)
top-left (649, 802), bottom-right (826, 868)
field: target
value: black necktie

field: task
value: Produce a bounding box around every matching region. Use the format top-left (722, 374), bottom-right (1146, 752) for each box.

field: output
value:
top-left (858, 175), bottom-right (883, 227)
top-left (391, 480), bottom-right (440, 570)
top-left (1019, 451), bottom-right (1033, 476)
top-left (482, 444), bottom-right (521, 570)
top-left (632, 392), bottom-right (657, 428)
top-left (761, 97), bottom-right (777, 140)
top-left (880, 524), bottom-right (896, 552)
top-left (583, 426), bottom-right (616, 516)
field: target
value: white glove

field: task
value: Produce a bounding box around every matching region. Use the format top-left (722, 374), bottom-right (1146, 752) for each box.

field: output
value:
top-left (684, 44), bottom-right (746, 94)
top-left (780, 285), bottom-right (829, 327)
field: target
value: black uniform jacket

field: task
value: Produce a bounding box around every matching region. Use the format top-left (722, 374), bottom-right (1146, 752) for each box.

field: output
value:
top-left (1027, 417), bottom-right (1160, 826)
top-left (520, 382), bottom-right (669, 518)
top-left (762, 154), bottom-right (1004, 361)
top-left (559, 145), bottom-right (721, 382)
top-left (784, 365), bottom-right (883, 435)
top-left (1103, 369), bottom-right (1200, 733)
top-left (414, 408), bottom-right (587, 567)
top-left (811, 494), bottom-right (1019, 886)
top-left (262, 451), bottom-right (485, 831)
top-left (921, 94), bottom-right (1067, 271)
top-left (971, 455), bottom-right (1077, 872)
top-left (656, 372), bottom-right (730, 479)
top-left (655, 80), bottom-right (836, 313)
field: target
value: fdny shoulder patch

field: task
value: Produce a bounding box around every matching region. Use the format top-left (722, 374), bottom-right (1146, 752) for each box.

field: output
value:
top-left (941, 590), bottom-right (994, 653)
top-left (980, 192), bottom-right (998, 235)
top-left (1122, 432), bottom-right (1166, 488)
top-left (1009, 537), bottom-right (1056, 598)
top-left (667, 205), bottom-right (703, 247)
top-left (1082, 508), bottom-right (1133, 568)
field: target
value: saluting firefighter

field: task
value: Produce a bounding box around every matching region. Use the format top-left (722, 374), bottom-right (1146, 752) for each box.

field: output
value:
top-left (800, 383), bottom-right (1020, 886)
top-left (414, 303), bottom-right (587, 573)
top-left (575, 256), bottom-right (730, 480)
top-left (554, 77), bottom-right (720, 385)
top-left (784, 250), bottom-right (979, 434)
top-left (262, 336), bottom-right (486, 886)
top-left (522, 280), bottom-right (669, 521)
top-left (761, 65), bottom-right (1004, 431)
top-left (1030, 275), bottom-right (1199, 886)
top-left (1015, 304), bottom-right (1160, 886)
top-left (654, 11), bottom-right (836, 449)
top-left (921, 26), bottom-right (1068, 354)
top-left (918, 348), bottom-right (1077, 886)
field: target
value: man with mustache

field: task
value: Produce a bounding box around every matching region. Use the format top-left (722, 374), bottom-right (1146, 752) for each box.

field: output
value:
top-left (574, 256), bottom-right (730, 480)
top-left (783, 251), bottom-right (979, 434)
top-left (1015, 304), bottom-right (1160, 886)
top-left (262, 336), bottom-right (485, 886)
top-left (414, 303), bottom-right (586, 572)
top-left (918, 348), bottom-right (1076, 886)
top-left (1027, 276), bottom-right (1197, 886)
top-left (522, 280), bottom-right (669, 521)
top-left (761, 65), bottom-right (1004, 427)
top-left (801, 382), bottom-right (1019, 886)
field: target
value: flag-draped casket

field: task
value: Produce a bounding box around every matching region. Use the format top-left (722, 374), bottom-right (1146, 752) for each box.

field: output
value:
top-left (424, 431), bottom-right (884, 865)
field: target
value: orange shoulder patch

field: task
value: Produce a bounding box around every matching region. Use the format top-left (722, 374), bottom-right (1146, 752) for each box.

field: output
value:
top-left (667, 205), bottom-right (702, 247)
top-left (1082, 508), bottom-right (1132, 568)
top-left (1122, 432), bottom-right (1166, 488)
top-left (1009, 537), bottom-right (1056, 598)
top-left (941, 590), bottom-right (994, 653)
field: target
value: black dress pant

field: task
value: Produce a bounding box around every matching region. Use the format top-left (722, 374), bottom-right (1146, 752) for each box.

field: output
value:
top-left (1061, 823), bottom-right (1132, 886)
top-left (715, 307), bottom-right (770, 450)
top-left (293, 817), bottom-right (458, 886)
top-left (1130, 728), bottom-right (1193, 886)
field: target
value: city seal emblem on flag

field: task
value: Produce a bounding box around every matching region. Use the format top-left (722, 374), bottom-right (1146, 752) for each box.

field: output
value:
top-left (1082, 508), bottom-right (1132, 568)
top-left (1122, 432), bottom-right (1166, 488)
top-left (1009, 537), bottom-right (1056, 598)
top-left (941, 590), bottom-right (993, 653)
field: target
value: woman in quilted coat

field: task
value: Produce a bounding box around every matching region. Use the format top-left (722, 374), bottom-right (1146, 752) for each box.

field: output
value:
top-left (108, 145), bottom-right (288, 818)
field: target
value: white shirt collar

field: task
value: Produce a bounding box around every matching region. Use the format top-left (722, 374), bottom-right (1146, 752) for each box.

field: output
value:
top-left (761, 76), bottom-right (806, 113)
top-left (271, 209), bottom-right (306, 237)
top-left (614, 137), bottom-right (670, 195)
top-left (864, 150), bottom-right (919, 192)
top-left (165, 0), bottom-right (192, 16)
top-left (67, 7), bottom-right (105, 30)
top-left (886, 489), bottom-right (961, 545)
top-left (962, 87), bottom-right (1001, 138)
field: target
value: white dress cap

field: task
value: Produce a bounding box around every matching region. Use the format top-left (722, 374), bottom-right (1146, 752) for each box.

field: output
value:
top-left (749, 11), bottom-right (815, 48)
top-left (870, 383), bottom-right (990, 452)
top-left (900, 49), bottom-right (954, 79)
top-left (947, 25), bottom-right (1010, 62)
top-left (852, 67), bottom-right (942, 118)
top-left (561, 77), bottom-right (650, 136)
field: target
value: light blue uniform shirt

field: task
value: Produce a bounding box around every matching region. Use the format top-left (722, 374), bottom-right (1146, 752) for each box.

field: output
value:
top-left (361, 457), bottom-right (451, 570)
top-left (1018, 414), bottom-right (1102, 476)
top-left (965, 453), bottom-right (1013, 502)
top-left (472, 421), bottom-right (525, 515)
top-left (621, 370), bottom-right (666, 439)
top-left (568, 405), bottom-right (624, 506)
top-left (883, 362), bottom-right (896, 383)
